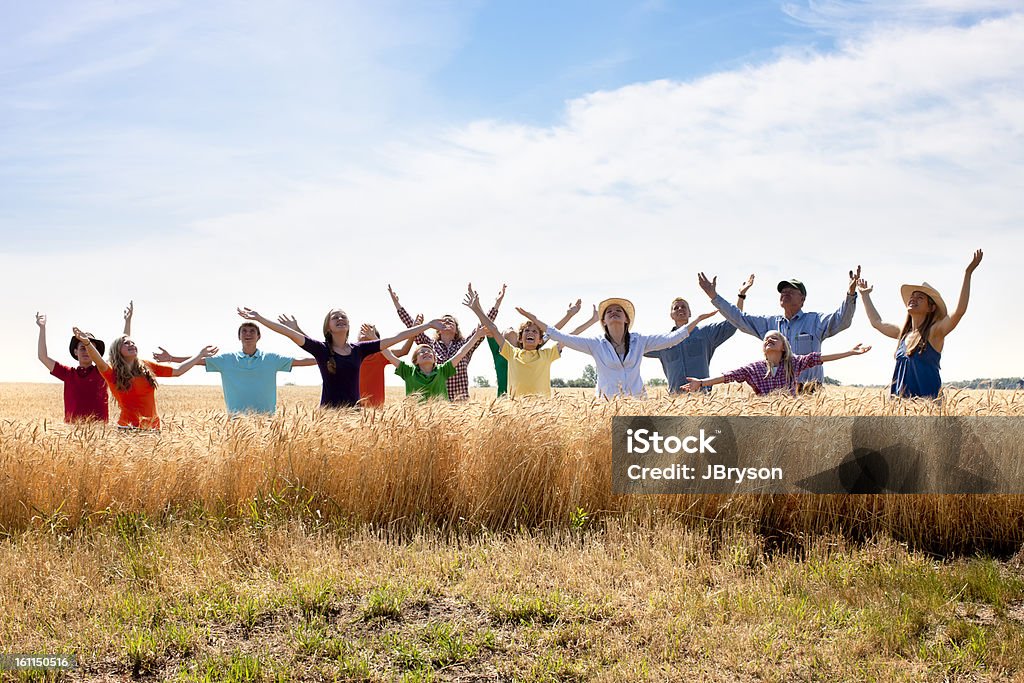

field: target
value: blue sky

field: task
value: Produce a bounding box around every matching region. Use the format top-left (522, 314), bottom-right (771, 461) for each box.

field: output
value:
top-left (3, 1), bottom-right (1023, 387)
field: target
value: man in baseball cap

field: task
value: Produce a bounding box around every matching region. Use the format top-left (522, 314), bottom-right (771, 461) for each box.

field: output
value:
top-left (697, 267), bottom-right (862, 391)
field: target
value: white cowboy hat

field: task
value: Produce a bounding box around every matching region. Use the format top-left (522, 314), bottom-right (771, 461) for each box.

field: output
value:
top-left (900, 282), bottom-right (947, 319)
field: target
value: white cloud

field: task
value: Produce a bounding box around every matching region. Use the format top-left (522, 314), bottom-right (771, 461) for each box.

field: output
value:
top-left (3, 9), bottom-right (1022, 391)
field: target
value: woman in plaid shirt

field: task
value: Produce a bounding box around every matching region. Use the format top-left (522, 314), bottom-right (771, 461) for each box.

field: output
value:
top-left (683, 331), bottom-right (870, 396)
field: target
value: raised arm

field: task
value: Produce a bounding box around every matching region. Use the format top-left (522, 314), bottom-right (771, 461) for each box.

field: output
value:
top-left (736, 274), bottom-right (755, 311)
top-left (378, 319), bottom-right (444, 350)
top-left (685, 311), bottom-right (718, 335)
top-left (389, 285), bottom-right (432, 345)
top-left (817, 266), bottom-right (861, 339)
top-left (856, 279), bottom-right (900, 339)
top-left (72, 327), bottom-right (110, 373)
top-left (277, 314), bottom-right (309, 339)
top-left (36, 313), bottom-right (56, 372)
top-left (122, 300), bottom-right (134, 336)
top-left (820, 344), bottom-right (871, 364)
top-left (463, 286), bottom-right (502, 340)
top-left (380, 347), bottom-right (402, 368)
top-left (238, 307), bottom-right (305, 346)
top-left (552, 299), bottom-right (582, 331)
top-left (933, 249), bottom-right (983, 338)
top-left (449, 328), bottom-right (485, 368)
top-left (171, 346), bottom-right (219, 376)
top-left (699, 272), bottom-right (772, 338)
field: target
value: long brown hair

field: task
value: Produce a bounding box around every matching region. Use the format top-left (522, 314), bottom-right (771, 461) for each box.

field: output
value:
top-left (109, 336), bottom-right (157, 392)
top-left (602, 320), bottom-right (631, 357)
top-left (896, 296), bottom-right (939, 357)
top-left (322, 309), bottom-right (350, 375)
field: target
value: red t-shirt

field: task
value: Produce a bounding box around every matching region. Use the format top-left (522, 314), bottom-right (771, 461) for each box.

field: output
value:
top-left (359, 353), bottom-right (389, 407)
top-left (51, 363), bottom-right (109, 422)
top-left (100, 361), bottom-right (174, 428)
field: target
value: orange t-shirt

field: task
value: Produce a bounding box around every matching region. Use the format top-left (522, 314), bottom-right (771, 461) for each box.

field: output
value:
top-left (100, 361), bottom-right (174, 428)
top-left (359, 353), bottom-right (389, 407)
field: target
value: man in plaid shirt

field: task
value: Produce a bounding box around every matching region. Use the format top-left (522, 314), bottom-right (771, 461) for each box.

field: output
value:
top-left (389, 284), bottom-right (503, 401)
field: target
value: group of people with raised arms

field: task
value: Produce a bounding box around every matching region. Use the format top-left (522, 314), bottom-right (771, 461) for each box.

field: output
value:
top-left (35, 250), bottom-right (983, 427)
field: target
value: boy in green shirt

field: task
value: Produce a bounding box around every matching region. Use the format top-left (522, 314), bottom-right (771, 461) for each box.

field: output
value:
top-left (384, 328), bottom-right (484, 401)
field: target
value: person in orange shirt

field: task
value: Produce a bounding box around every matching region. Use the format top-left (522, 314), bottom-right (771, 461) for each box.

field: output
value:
top-left (73, 327), bottom-right (216, 429)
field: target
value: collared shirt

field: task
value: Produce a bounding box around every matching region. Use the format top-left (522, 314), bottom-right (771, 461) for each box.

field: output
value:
top-left (544, 326), bottom-right (691, 398)
top-left (711, 293), bottom-right (856, 383)
top-left (397, 305), bottom-right (498, 401)
top-left (206, 349), bottom-right (293, 414)
top-left (644, 321), bottom-right (736, 393)
top-left (395, 360), bottom-right (457, 401)
top-left (722, 352), bottom-right (822, 396)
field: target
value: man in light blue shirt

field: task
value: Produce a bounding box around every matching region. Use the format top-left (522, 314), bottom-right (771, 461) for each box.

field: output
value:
top-left (645, 275), bottom-right (754, 393)
top-left (155, 321), bottom-right (315, 414)
top-left (697, 268), bottom-right (861, 388)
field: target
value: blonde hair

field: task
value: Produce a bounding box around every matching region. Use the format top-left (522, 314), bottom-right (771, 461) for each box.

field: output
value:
top-left (762, 332), bottom-right (796, 385)
top-left (411, 344), bottom-right (434, 365)
top-left (109, 336), bottom-right (157, 393)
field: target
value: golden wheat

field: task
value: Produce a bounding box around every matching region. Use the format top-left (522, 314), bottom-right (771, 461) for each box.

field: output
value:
top-left (2, 384), bottom-right (1023, 553)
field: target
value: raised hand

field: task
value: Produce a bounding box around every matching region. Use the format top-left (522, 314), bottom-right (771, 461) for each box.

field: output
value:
top-left (856, 278), bottom-right (873, 296)
top-left (967, 249), bottom-right (983, 274)
top-left (277, 314), bottom-right (301, 332)
top-left (153, 346), bottom-right (176, 362)
top-left (35, 312), bottom-right (46, 328)
top-left (849, 344), bottom-right (871, 355)
top-left (697, 272), bottom-right (718, 299)
top-left (413, 313), bottom-right (424, 325)
top-left (566, 299), bottom-right (582, 317)
top-left (237, 307), bottom-right (260, 321)
top-left (387, 284), bottom-right (401, 308)
top-left (740, 274), bottom-right (755, 295)
top-left (462, 286), bottom-right (482, 312)
top-left (198, 345), bottom-right (219, 359)
top-left (71, 327), bottom-right (90, 342)
top-left (848, 265), bottom-right (862, 294)
top-left (428, 318), bottom-right (446, 331)
top-left (124, 300), bottom-right (134, 323)
top-left (494, 283), bottom-right (507, 308)
top-left (360, 323), bottom-right (376, 338)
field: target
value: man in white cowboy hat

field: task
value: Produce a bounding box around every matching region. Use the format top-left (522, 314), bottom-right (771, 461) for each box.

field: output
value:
top-left (857, 249), bottom-right (983, 398)
top-left (516, 296), bottom-right (717, 398)
top-left (697, 267), bottom-right (862, 390)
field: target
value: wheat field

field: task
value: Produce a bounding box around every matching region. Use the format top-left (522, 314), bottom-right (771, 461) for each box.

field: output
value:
top-left (3, 383), bottom-right (1024, 552)
top-left (3, 383), bottom-right (1024, 681)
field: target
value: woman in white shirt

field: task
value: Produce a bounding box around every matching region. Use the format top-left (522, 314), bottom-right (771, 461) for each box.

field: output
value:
top-left (516, 298), bottom-right (715, 398)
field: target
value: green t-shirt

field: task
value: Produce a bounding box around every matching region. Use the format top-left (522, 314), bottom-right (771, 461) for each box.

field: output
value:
top-left (395, 361), bottom-right (457, 401)
top-left (486, 336), bottom-right (508, 396)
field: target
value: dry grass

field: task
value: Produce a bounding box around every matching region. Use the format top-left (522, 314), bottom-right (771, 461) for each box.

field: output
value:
top-left (3, 384), bottom-right (1024, 680)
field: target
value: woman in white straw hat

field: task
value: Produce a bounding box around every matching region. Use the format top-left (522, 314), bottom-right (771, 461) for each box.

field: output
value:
top-left (857, 249), bottom-right (983, 399)
top-left (515, 297), bottom-right (715, 398)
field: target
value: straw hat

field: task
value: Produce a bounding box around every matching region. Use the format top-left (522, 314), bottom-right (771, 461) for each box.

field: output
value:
top-left (900, 282), bottom-right (947, 319)
top-left (598, 298), bottom-right (636, 325)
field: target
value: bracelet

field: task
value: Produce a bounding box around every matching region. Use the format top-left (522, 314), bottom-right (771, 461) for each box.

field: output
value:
top-left (737, 294), bottom-right (746, 299)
